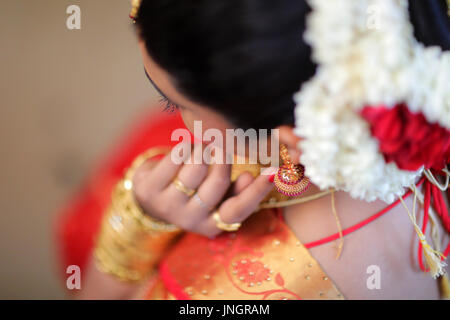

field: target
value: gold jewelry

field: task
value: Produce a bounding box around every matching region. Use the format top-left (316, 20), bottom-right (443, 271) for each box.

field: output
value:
top-left (172, 178), bottom-right (196, 197)
top-left (258, 189), bottom-right (333, 209)
top-left (273, 144), bottom-right (310, 197)
top-left (229, 155), bottom-right (325, 209)
top-left (129, 0), bottom-right (142, 21)
top-left (94, 147), bottom-right (183, 282)
top-left (212, 211), bottom-right (241, 232)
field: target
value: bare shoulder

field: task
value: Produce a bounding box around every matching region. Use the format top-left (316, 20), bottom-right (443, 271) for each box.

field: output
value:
top-left (282, 187), bottom-right (444, 299)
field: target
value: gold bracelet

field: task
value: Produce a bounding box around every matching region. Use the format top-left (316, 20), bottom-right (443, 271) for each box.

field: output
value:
top-left (93, 147), bottom-right (183, 282)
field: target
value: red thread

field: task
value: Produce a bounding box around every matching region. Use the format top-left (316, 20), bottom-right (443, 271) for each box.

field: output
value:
top-left (442, 242), bottom-right (450, 261)
top-left (432, 184), bottom-right (450, 233)
top-left (304, 178), bottom-right (425, 249)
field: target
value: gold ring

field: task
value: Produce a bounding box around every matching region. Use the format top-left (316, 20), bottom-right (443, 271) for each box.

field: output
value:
top-left (173, 178), bottom-right (196, 197)
top-left (212, 211), bottom-right (241, 232)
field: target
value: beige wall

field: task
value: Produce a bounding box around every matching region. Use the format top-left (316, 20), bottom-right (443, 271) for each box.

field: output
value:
top-left (0, 0), bottom-right (159, 298)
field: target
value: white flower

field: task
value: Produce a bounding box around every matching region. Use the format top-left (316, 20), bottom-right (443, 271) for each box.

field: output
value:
top-left (294, 0), bottom-right (447, 203)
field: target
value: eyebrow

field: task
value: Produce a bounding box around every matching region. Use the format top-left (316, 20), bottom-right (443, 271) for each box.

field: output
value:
top-left (144, 67), bottom-right (169, 99)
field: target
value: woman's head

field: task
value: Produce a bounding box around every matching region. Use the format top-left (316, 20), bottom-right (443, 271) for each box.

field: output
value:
top-left (134, 0), bottom-right (450, 158)
top-left (135, 0), bottom-right (315, 132)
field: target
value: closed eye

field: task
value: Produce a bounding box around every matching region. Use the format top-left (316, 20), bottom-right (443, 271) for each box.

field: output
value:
top-left (144, 67), bottom-right (180, 113)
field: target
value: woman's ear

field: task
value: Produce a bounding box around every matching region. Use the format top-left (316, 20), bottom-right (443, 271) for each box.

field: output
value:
top-left (277, 125), bottom-right (302, 164)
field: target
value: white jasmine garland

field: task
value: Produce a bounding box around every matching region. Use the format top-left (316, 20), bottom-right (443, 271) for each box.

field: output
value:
top-left (294, 0), bottom-right (450, 203)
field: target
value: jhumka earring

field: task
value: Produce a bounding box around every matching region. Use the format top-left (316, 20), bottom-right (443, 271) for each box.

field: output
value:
top-left (274, 144), bottom-right (310, 197)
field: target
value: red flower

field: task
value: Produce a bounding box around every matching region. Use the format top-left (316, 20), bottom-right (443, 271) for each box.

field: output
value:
top-left (232, 259), bottom-right (271, 286)
top-left (361, 104), bottom-right (450, 171)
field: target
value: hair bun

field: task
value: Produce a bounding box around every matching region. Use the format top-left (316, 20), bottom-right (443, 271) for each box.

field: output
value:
top-left (408, 0), bottom-right (450, 50)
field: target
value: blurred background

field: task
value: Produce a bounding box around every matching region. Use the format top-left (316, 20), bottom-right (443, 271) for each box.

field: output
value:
top-left (0, 0), bottom-right (159, 298)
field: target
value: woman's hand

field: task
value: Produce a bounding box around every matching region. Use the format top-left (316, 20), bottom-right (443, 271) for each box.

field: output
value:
top-left (132, 147), bottom-right (274, 238)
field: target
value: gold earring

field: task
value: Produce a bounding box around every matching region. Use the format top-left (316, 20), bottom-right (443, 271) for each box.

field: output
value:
top-left (273, 144), bottom-right (310, 197)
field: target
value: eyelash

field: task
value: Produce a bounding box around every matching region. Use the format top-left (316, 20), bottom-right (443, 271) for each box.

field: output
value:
top-left (158, 95), bottom-right (180, 113)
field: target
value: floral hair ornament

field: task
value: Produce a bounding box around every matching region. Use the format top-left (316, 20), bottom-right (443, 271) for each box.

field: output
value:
top-left (129, 0), bottom-right (142, 22)
top-left (294, 0), bottom-right (449, 278)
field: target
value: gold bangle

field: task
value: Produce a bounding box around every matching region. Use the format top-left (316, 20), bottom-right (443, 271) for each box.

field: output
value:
top-left (94, 201), bottom-right (181, 282)
top-left (93, 147), bottom-right (183, 282)
top-left (212, 211), bottom-right (241, 232)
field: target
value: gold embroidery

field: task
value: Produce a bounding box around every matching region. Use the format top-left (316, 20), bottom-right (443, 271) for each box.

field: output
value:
top-left (143, 209), bottom-right (344, 300)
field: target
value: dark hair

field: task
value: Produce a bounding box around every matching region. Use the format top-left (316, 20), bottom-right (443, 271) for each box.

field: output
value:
top-left (409, 0), bottom-right (450, 50)
top-left (136, 0), bottom-right (449, 130)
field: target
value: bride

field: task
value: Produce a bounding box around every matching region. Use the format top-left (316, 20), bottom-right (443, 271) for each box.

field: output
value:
top-left (56, 0), bottom-right (450, 299)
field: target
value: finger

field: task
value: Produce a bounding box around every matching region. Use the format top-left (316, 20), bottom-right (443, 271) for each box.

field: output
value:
top-left (201, 171), bottom-right (274, 236)
top-left (231, 173), bottom-right (275, 214)
top-left (149, 143), bottom-right (191, 190)
top-left (131, 158), bottom-right (159, 191)
top-left (164, 153), bottom-right (209, 202)
top-left (225, 174), bottom-right (274, 221)
top-left (229, 171), bottom-right (254, 196)
top-left (187, 163), bottom-right (231, 213)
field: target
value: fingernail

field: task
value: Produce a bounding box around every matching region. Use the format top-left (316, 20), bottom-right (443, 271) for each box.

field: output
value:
top-left (261, 166), bottom-right (277, 176)
top-left (268, 174), bottom-right (275, 183)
